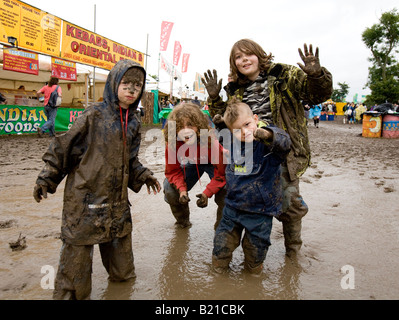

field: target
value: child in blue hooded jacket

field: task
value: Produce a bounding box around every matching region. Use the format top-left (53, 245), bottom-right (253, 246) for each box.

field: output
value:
top-left (212, 98), bottom-right (291, 274)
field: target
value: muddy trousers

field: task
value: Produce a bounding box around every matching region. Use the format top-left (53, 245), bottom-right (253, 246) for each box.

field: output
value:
top-left (53, 234), bottom-right (135, 300)
top-left (212, 205), bottom-right (273, 272)
top-left (278, 165), bottom-right (309, 255)
top-left (163, 163), bottom-right (226, 230)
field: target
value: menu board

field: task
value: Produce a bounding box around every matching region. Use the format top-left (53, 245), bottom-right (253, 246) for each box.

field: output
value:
top-left (0, 0), bottom-right (20, 41)
top-left (0, 0), bottom-right (61, 56)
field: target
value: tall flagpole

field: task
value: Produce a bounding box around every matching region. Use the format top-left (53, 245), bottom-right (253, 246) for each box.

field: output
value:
top-left (157, 52), bottom-right (160, 91)
top-left (145, 33), bottom-right (149, 71)
top-left (92, 4), bottom-right (96, 104)
top-left (170, 65), bottom-right (174, 100)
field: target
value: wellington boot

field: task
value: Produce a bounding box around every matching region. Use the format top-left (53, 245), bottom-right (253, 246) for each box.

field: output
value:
top-left (211, 256), bottom-right (229, 274)
top-left (244, 262), bottom-right (263, 276)
top-left (214, 188), bottom-right (226, 230)
top-left (283, 220), bottom-right (302, 257)
top-left (170, 204), bottom-right (191, 228)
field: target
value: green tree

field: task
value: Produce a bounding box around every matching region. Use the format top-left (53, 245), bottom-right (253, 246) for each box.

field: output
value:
top-left (331, 82), bottom-right (350, 102)
top-left (362, 8), bottom-right (399, 105)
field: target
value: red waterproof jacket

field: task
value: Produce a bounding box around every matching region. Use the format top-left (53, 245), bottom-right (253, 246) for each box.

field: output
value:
top-left (165, 139), bottom-right (226, 198)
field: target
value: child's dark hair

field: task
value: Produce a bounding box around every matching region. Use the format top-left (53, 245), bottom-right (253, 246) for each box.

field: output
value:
top-left (122, 67), bottom-right (145, 86)
top-left (164, 102), bottom-right (211, 147)
top-left (229, 39), bottom-right (273, 85)
top-left (224, 97), bottom-right (253, 128)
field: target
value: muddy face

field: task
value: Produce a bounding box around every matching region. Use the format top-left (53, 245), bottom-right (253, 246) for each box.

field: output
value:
top-left (117, 67), bottom-right (144, 109)
top-left (117, 81), bottom-right (143, 109)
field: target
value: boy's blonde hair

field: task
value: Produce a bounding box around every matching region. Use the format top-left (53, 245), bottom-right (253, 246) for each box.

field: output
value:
top-left (164, 102), bottom-right (211, 147)
top-left (229, 39), bottom-right (273, 85)
top-left (224, 97), bottom-right (253, 129)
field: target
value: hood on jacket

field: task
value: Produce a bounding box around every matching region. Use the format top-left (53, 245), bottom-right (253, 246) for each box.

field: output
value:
top-left (103, 59), bottom-right (146, 111)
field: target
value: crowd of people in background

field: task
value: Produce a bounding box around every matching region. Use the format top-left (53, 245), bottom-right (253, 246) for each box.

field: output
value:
top-left (158, 96), bottom-right (209, 113)
top-left (302, 100), bottom-right (399, 127)
top-left (340, 102), bottom-right (399, 124)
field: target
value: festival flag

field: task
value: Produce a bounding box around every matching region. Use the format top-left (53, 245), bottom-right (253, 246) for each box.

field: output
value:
top-left (160, 54), bottom-right (173, 76)
top-left (181, 53), bottom-right (190, 73)
top-left (173, 41), bottom-right (182, 66)
top-left (160, 21), bottom-right (174, 51)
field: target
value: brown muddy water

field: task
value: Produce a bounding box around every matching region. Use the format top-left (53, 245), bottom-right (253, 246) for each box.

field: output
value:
top-left (1, 117), bottom-right (399, 300)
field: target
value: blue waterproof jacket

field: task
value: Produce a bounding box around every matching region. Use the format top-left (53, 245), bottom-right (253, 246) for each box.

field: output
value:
top-left (308, 104), bottom-right (322, 119)
top-left (225, 124), bottom-right (291, 217)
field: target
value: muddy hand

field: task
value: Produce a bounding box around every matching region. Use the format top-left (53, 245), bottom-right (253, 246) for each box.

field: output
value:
top-left (33, 184), bottom-right (47, 203)
top-left (145, 175), bottom-right (161, 195)
top-left (253, 127), bottom-right (273, 142)
top-left (297, 44), bottom-right (322, 77)
top-left (196, 193), bottom-right (208, 208)
top-left (203, 69), bottom-right (222, 100)
top-left (179, 191), bottom-right (190, 205)
top-left (212, 114), bottom-right (225, 125)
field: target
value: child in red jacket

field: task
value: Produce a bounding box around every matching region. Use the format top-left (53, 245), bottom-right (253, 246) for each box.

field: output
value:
top-left (163, 102), bottom-right (226, 229)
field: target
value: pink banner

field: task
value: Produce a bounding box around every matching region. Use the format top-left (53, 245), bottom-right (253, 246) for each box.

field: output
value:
top-left (181, 53), bottom-right (190, 73)
top-left (173, 41), bottom-right (182, 66)
top-left (160, 21), bottom-right (174, 51)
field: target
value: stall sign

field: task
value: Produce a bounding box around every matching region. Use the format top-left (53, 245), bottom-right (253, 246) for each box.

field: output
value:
top-left (3, 47), bottom-right (39, 75)
top-left (0, 105), bottom-right (84, 135)
top-left (51, 57), bottom-right (77, 81)
top-left (61, 21), bottom-right (144, 70)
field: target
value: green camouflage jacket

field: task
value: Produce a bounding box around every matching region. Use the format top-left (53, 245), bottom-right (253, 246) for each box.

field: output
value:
top-left (209, 63), bottom-right (333, 181)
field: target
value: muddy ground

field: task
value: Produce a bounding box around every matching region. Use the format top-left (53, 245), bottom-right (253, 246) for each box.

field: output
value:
top-left (1, 116), bottom-right (399, 300)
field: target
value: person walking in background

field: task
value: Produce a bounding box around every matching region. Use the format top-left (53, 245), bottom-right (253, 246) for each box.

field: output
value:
top-left (203, 39), bottom-right (333, 257)
top-left (303, 103), bottom-right (310, 126)
top-left (36, 77), bottom-right (62, 137)
top-left (191, 96), bottom-right (201, 107)
top-left (309, 104), bottom-right (322, 128)
top-left (355, 103), bottom-right (366, 124)
top-left (346, 102), bottom-right (355, 124)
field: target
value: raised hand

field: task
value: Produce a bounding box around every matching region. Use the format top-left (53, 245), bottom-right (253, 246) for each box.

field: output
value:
top-left (253, 127), bottom-right (273, 142)
top-left (203, 69), bottom-right (222, 100)
top-left (212, 114), bottom-right (225, 125)
top-left (297, 44), bottom-right (322, 77)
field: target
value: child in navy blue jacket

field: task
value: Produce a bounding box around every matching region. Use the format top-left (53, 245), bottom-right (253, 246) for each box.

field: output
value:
top-left (212, 98), bottom-right (291, 274)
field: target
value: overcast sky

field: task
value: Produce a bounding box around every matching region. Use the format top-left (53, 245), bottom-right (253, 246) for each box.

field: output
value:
top-left (23, 0), bottom-right (399, 102)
